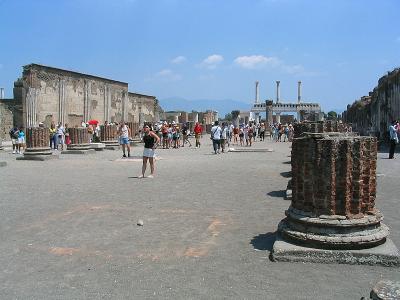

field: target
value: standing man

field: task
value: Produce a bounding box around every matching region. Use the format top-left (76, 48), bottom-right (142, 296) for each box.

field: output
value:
top-left (118, 121), bottom-right (131, 158)
top-left (389, 120), bottom-right (398, 159)
top-left (211, 121), bottom-right (222, 154)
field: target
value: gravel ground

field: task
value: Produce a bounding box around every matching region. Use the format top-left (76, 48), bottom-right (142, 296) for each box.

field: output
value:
top-left (0, 137), bottom-right (399, 299)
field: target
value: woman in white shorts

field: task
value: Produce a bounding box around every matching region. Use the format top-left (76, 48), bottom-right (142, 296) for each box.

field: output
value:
top-left (139, 124), bottom-right (160, 178)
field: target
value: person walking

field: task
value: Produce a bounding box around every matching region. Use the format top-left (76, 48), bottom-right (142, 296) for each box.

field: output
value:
top-left (389, 120), bottom-right (398, 159)
top-left (118, 121), bottom-right (131, 158)
top-left (139, 124), bottom-right (160, 178)
top-left (9, 127), bottom-right (19, 154)
top-left (220, 123), bottom-right (228, 153)
top-left (181, 123), bottom-right (192, 147)
top-left (211, 121), bottom-right (222, 154)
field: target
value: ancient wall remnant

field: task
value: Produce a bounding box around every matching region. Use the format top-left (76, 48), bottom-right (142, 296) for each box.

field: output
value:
top-left (0, 100), bottom-right (14, 141)
top-left (293, 120), bottom-right (348, 138)
top-left (343, 67), bottom-right (400, 139)
top-left (11, 64), bottom-right (160, 131)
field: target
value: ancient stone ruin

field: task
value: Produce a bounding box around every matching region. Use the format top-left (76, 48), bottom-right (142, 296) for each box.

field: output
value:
top-left (16, 127), bottom-right (58, 161)
top-left (273, 131), bottom-right (399, 265)
top-left (62, 127), bottom-right (94, 155)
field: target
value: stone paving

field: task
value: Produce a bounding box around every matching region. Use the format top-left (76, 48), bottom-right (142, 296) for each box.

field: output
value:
top-left (0, 137), bottom-right (399, 299)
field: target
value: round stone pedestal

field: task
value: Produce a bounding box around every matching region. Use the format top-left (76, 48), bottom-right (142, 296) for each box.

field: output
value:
top-left (100, 125), bottom-right (119, 150)
top-left (63, 128), bottom-right (94, 154)
top-left (17, 127), bottom-right (58, 161)
top-left (272, 132), bottom-right (399, 265)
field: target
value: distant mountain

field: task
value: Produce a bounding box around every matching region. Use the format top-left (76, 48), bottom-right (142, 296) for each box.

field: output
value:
top-left (159, 97), bottom-right (252, 117)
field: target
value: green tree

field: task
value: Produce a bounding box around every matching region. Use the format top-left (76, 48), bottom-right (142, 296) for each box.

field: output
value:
top-left (326, 111), bottom-right (338, 120)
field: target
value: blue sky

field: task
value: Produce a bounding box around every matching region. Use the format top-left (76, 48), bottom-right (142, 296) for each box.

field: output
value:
top-left (0, 0), bottom-right (399, 113)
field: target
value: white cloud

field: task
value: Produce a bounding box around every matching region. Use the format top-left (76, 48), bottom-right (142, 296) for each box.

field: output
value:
top-left (282, 64), bottom-right (305, 74)
top-left (234, 55), bottom-right (280, 69)
top-left (199, 54), bottom-right (224, 69)
top-left (155, 69), bottom-right (182, 81)
top-left (171, 56), bottom-right (187, 64)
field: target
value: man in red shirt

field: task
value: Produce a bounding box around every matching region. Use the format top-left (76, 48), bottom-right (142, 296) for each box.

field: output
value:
top-left (194, 122), bottom-right (203, 148)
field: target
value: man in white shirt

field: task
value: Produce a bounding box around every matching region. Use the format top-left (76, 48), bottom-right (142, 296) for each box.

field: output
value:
top-left (211, 121), bottom-right (222, 154)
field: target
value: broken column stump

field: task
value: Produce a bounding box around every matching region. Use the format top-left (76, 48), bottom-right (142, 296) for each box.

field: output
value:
top-left (272, 132), bottom-right (400, 266)
top-left (100, 125), bottom-right (120, 150)
top-left (62, 128), bottom-right (95, 155)
top-left (17, 127), bottom-right (58, 161)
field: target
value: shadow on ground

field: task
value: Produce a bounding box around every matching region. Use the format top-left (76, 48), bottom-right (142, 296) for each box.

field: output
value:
top-left (267, 190), bottom-right (286, 198)
top-left (282, 161), bottom-right (291, 164)
top-left (250, 232), bottom-right (276, 254)
top-left (280, 171), bottom-right (292, 178)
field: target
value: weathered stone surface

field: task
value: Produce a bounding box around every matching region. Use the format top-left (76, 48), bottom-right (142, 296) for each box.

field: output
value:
top-left (274, 132), bottom-right (395, 252)
top-left (370, 280), bottom-right (400, 299)
top-left (272, 234), bottom-right (400, 267)
top-left (18, 127), bottom-right (58, 161)
top-left (293, 120), bottom-right (349, 138)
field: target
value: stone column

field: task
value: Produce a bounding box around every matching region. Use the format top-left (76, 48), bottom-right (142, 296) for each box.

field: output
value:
top-left (64, 127), bottom-right (91, 152)
top-left (17, 127), bottom-right (58, 161)
top-left (276, 81), bottom-right (280, 104)
top-left (26, 88), bottom-right (38, 127)
top-left (100, 124), bottom-right (120, 149)
top-left (58, 79), bottom-right (66, 125)
top-left (255, 113), bottom-right (260, 124)
top-left (275, 112), bottom-right (281, 124)
top-left (266, 100), bottom-right (273, 125)
top-left (272, 132), bottom-right (399, 265)
top-left (297, 81), bottom-right (301, 103)
top-left (255, 81), bottom-right (259, 103)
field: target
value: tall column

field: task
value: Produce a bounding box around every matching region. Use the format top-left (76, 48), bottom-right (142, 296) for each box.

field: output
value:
top-left (122, 91), bottom-right (128, 122)
top-left (58, 79), bottom-right (66, 125)
top-left (255, 81), bottom-right (259, 104)
top-left (26, 88), bottom-right (38, 127)
top-left (84, 80), bottom-right (90, 122)
top-left (266, 100), bottom-right (273, 125)
top-left (276, 112), bottom-right (281, 124)
top-left (297, 81), bottom-right (302, 103)
top-left (276, 81), bottom-right (280, 104)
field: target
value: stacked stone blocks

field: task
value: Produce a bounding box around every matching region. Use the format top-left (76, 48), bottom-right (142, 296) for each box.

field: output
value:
top-left (279, 132), bottom-right (388, 250)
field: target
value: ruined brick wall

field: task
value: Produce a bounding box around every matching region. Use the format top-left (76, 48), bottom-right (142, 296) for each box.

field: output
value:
top-left (291, 133), bottom-right (377, 216)
top-left (293, 120), bottom-right (347, 138)
top-left (342, 96), bottom-right (371, 136)
top-left (0, 100), bottom-right (14, 141)
top-left (343, 68), bottom-right (400, 139)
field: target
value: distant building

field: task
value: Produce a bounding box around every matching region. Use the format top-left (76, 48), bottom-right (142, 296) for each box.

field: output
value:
top-left (1, 63), bottom-right (163, 136)
top-left (343, 67), bottom-right (400, 139)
